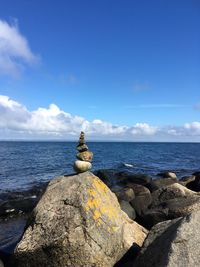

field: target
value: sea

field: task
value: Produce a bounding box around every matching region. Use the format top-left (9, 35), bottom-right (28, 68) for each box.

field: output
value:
top-left (0, 141), bottom-right (200, 193)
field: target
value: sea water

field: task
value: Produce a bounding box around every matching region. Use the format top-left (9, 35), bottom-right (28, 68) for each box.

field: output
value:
top-left (0, 141), bottom-right (200, 192)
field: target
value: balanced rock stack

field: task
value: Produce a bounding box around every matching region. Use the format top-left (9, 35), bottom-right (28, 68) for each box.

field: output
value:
top-left (73, 131), bottom-right (93, 173)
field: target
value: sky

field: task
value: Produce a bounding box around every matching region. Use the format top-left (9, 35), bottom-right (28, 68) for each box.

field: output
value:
top-left (0, 0), bottom-right (200, 141)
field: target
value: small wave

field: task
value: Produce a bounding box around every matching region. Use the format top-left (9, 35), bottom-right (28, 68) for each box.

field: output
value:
top-left (123, 163), bottom-right (134, 168)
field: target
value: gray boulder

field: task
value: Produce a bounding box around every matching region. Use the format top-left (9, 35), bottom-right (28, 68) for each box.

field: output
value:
top-left (140, 194), bottom-right (200, 229)
top-left (134, 210), bottom-right (200, 267)
top-left (151, 183), bottom-right (198, 207)
top-left (113, 187), bottom-right (135, 202)
top-left (157, 171), bottom-right (177, 179)
top-left (119, 200), bottom-right (136, 220)
top-left (15, 172), bottom-right (147, 267)
top-left (129, 184), bottom-right (152, 216)
top-left (139, 184), bottom-right (200, 228)
top-left (149, 177), bottom-right (177, 192)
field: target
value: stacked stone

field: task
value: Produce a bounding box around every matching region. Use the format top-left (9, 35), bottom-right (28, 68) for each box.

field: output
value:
top-left (73, 132), bottom-right (93, 173)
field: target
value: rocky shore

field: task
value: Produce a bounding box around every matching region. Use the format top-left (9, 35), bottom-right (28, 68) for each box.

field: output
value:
top-left (1, 133), bottom-right (200, 266)
top-left (0, 168), bottom-right (200, 266)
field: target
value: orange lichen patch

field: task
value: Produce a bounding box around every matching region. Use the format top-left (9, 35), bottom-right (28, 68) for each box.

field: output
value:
top-left (84, 176), bottom-right (121, 227)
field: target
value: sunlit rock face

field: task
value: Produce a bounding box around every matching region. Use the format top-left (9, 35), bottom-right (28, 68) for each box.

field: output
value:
top-left (14, 172), bottom-right (147, 267)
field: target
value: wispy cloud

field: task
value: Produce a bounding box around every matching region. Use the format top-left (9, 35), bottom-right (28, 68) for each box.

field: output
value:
top-left (0, 19), bottom-right (39, 77)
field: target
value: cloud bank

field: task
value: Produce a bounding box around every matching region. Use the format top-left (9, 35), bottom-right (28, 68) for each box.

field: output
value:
top-left (0, 95), bottom-right (200, 141)
top-left (0, 19), bottom-right (38, 77)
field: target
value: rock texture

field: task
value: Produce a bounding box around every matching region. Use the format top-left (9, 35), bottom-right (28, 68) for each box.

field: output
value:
top-left (15, 172), bottom-right (147, 267)
top-left (151, 183), bottom-right (198, 207)
top-left (138, 184), bottom-right (200, 229)
top-left (129, 184), bottom-right (152, 216)
top-left (134, 210), bottom-right (200, 267)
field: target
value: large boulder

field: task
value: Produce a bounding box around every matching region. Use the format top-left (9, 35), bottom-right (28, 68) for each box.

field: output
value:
top-left (15, 172), bottom-right (147, 267)
top-left (134, 210), bottom-right (200, 267)
top-left (151, 183), bottom-right (198, 207)
top-left (149, 177), bottom-right (177, 192)
top-left (138, 184), bottom-right (200, 229)
top-left (140, 194), bottom-right (200, 229)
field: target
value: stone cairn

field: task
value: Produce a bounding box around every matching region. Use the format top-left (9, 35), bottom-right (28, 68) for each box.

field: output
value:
top-left (73, 131), bottom-right (93, 173)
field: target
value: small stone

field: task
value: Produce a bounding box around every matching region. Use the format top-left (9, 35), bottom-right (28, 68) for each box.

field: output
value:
top-left (76, 151), bottom-right (93, 162)
top-left (73, 160), bottom-right (92, 173)
top-left (77, 144), bottom-right (88, 152)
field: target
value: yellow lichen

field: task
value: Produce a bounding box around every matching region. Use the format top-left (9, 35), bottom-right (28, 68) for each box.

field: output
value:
top-left (84, 176), bottom-right (121, 228)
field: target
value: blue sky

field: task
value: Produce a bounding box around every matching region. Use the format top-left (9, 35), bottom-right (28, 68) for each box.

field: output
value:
top-left (0, 0), bottom-right (200, 141)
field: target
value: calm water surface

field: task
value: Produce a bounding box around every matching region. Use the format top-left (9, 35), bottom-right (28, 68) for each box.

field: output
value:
top-left (0, 141), bottom-right (200, 192)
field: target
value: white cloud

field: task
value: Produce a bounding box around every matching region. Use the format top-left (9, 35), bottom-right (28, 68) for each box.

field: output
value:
top-left (131, 123), bottom-right (158, 135)
top-left (0, 19), bottom-right (38, 77)
top-left (0, 95), bottom-right (200, 141)
top-left (0, 95), bottom-right (156, 140)
top-left (184, 122), bottom-right (200, 135)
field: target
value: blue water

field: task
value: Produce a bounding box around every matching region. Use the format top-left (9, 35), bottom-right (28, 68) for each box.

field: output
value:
top-left (0, 141), bottom-right (200, 192)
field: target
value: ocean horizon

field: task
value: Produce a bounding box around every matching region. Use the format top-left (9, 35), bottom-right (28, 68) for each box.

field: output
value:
top-left (0, 141), bottom-right (200, 193)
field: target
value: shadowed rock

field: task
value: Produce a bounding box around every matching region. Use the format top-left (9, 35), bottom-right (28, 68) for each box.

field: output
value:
top-left (134, 210), bottom-right (200, 267)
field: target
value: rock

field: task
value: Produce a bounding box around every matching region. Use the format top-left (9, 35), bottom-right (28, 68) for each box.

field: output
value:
top-left (134, 210), bottom-right (200, 267)
top-left (140, 195), bottom-right (200, 229)
top-left (164, 195), bottom-right (200, 218)
top-left (179, 175), bottom-right (196, 186)
top-left (186, 175), bottom-right (200, 192)
top-left (129, 184), bottom-right (152, 216)
top-left (76, 151), bottom-right (93, 162)
top-left (192, 171), bottom-right (200, 176)
top-left (114, 243), bottom-right (141, 267)
top-left (73, 160), bottom-right (92, 173)
top-left (149, 177), bottom-right (177, 192)
top-left (119, 200), bottom-right (136, 220)
top-left (113, 187), bottom-right (135, 202)
top-left (157, 171), bottom-right (177, 179)
top-left (77, 144), bottom-right (89, 152)
top-left (0, 183), bottom-right (47, 219)
top-left (15, 172), bottom-right (147, 267)
top-left (137, 208), bottom-right (169, 230)
top-left (94, 169), bottom-right (116, 187)
top-left (0, 259), bottom-right (4, 267)
top-left (117, 173), bottom-right (151, 187)
top-left (151, 183), bottom-right (198, 207)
